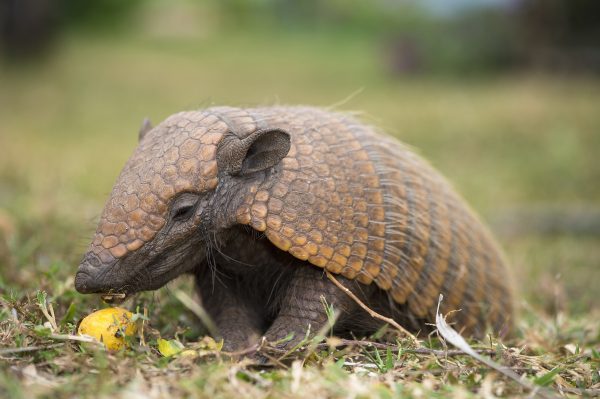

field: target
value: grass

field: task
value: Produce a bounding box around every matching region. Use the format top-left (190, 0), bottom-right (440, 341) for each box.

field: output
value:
top-left (0, 28), bottom-right (599, 398)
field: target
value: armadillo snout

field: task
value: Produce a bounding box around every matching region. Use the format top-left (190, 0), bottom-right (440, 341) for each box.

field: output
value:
top-left (74, 269), bottom-right (95, 294)
top-left (74, 252), bottom-right (117, 294)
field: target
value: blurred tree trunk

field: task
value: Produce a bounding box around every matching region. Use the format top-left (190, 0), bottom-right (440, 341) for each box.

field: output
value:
top-left (518, 0), bottom-right (600, 73)
top-left (0, 0), bottom-right (57, 58)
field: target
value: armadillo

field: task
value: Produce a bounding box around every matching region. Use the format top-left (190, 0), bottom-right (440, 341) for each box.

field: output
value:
top-left (75, 106), bottom-right (514, 350)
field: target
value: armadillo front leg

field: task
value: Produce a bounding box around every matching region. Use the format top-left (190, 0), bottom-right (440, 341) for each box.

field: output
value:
top-left (264, 265), bottom-right (372, 348)
top-left (195, 273), bottom-right (263, 352)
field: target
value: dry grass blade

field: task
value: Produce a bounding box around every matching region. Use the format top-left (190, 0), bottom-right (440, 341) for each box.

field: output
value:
top-left (221, 343), bottom-right (261, 358)
top-left (325, 271), bottom-right (420, 346)
top-left (37, 295), bottom-right (58, 332)
top-left (435, 294), bottom-right (558, 399)
top-left (0, 343), bottom-right (64, 356)
top-left (314, 339), bottom-right (496, 356)
top-left (49, 333), bottom-right (103, 345)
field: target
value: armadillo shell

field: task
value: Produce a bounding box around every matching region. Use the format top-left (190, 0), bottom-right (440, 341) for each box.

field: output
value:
top-left (230, 107), bottom-right (514, 335)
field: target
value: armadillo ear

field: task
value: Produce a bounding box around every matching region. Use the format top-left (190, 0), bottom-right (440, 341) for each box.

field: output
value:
top-left (239, 128), bottom-right (291, 175)
top-left (217, 128), bottom-right (291, 176)
top-left (138, 118), bottom-right (153, 141)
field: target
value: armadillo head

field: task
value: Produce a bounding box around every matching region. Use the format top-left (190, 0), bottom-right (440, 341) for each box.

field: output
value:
top-left (74, 110), bottom-right (290, 301)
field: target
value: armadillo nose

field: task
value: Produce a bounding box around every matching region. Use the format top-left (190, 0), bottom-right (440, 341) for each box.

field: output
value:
top-left (74, 252), bottom-right (111, 294)
top-left (74, 269), bottom-right (94, 293)
top-left (75, 260), bottom-right (101, 293)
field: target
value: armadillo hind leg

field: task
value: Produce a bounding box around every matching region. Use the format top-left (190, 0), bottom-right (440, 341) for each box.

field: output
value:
top-left (195, 272), bottom-right (263, 352)
top-left (263, 264), bottom-right (378, 348)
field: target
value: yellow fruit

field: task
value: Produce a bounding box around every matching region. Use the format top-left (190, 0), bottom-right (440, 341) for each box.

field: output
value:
top-left (77, 308), bottom-right (137, 350)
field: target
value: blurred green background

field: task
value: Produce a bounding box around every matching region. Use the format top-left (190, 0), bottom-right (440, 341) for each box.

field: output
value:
top-left (0, 0), bottom-right (599, 319)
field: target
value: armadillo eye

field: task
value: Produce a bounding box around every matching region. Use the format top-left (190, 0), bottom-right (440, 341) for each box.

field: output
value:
top-left (170, 193), bottom-right (200, 222)
top-left (172, 204), bottom-right (194, 221)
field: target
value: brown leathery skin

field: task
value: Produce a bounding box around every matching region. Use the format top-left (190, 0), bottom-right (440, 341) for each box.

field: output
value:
top-left (79, 105), bottom-right (514, 338)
